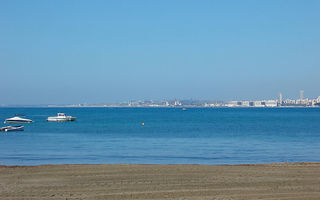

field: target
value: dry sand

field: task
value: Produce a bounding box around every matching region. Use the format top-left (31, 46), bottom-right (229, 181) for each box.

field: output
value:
top-left (1, 163), bottom-right (320, 199)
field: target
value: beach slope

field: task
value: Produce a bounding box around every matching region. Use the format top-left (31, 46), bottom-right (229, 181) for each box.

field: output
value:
top-left (1, 163), bottom-right (320, 199)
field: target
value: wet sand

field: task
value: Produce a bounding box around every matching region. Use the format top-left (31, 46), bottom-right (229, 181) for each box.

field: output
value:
top-left (1, 162), bottom-right (320, 199)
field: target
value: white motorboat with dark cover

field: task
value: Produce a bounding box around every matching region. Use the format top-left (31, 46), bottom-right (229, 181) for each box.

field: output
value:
top-left (4, 116), bottom-right (33, 123)
top-left (0, 126), bottom-right (24, 132)
top-left (47, 113), bottom-right (76, 122)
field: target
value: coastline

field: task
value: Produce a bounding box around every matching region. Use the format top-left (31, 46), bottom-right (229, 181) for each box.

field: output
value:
top-left (1, 105), bottom-right (320, 108)
top-left (1, 162), bottom-right (320, 199)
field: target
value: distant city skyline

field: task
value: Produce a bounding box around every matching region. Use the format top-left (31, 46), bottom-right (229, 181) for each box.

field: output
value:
top-left (2, 90), bottom-right (319, 107)
top-left (1, 1), bottom-right (319, 105)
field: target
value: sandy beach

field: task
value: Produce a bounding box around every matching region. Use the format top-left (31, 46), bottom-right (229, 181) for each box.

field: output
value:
top-left (0, 163), bottom-right (319, 199)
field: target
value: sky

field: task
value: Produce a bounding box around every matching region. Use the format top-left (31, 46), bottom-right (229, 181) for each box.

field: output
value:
top-left (0, 0), bottom-right (319, 105)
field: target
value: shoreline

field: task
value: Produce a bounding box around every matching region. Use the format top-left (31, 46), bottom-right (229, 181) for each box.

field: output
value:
top-left (1, 105), bottom-right (320, 108)
top-left (1, 162), bottom-right (320, 199)
top-left (1, 161), bottom-right (320, 168)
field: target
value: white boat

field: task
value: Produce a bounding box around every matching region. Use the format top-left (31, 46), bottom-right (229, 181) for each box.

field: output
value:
top-left (47, 113), bottom-right (76, 122)
top-left (4, 116), bottom-right (33, 124)
top-left (0, 126), bottom-right (24, 132)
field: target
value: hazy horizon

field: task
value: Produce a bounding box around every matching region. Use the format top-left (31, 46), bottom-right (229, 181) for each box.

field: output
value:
top-left (1, 0), bottom-right (319, 105)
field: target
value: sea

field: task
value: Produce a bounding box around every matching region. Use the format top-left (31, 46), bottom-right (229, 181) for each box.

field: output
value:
top-left (0, 107), bottom-right (320, 166)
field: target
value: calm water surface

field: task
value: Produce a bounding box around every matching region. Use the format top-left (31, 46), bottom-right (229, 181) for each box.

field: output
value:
top-left (0, 107), bottom-right (320, 165)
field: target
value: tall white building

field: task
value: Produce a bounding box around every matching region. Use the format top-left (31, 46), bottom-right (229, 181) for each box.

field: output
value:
top-left (279, 93), bottom-right (283, 105)
top-left (300, 90), bottom-right (304, 102)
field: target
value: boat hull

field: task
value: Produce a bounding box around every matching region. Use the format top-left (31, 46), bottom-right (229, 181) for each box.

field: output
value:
top-left (47, 117), bottom-right (76, 122)
top-left (4, 120), bottom-right (32, 124)
top-left (0, 126), bottom-right (24, 132)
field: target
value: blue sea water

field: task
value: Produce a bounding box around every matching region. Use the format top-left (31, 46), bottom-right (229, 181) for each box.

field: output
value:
top-left (0, 107), bottom-right (320, 166)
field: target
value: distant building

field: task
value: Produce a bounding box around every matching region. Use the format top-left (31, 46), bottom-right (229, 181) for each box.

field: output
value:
top-left (264, 100), bottom-right (277, 107)
top-left (225, 101), bottom-right (239, 107)
top-left (278, 93), bottom-right (283, 106)
top-left (174, 100), bottom-right (182, 106)
top-left (253, 101), bottom-right (265, 107)
top-left (300, 90), bottom-right (304, 102)
top-left (242, 101), bottom-right (250, 107)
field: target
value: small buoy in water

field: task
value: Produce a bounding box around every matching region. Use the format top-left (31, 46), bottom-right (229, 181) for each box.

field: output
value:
top-left (142, 122), bottom-right (145, 126)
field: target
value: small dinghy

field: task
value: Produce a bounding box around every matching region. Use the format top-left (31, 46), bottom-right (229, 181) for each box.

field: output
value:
top-left (47, 113), bottom-right (76, 122)
top-left (0, 126), bottom-right (24, 132)
top-left (4, 116), bottom-right (33, 124)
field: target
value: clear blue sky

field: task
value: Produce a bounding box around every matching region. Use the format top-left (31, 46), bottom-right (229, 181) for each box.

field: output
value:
top-left (0, 0), bottom-right (319, 104)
